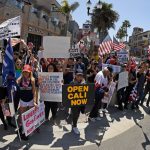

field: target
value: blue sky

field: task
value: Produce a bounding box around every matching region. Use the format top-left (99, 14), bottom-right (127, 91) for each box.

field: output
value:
top-left (58, 0), bottom-right (150, 39)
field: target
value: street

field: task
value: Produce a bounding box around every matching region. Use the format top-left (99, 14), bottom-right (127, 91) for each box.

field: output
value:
top-left (0, 106), bottom-right (150, 150)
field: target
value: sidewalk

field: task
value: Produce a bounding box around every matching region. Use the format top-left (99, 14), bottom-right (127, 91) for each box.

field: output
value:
top-left (0, 105), bottom-right (149, 150)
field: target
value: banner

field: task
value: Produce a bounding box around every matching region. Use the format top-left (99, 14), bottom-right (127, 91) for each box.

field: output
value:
top-left (62, 84), bottom-right (95, 107)
top-left (0, 16), bottom-right (21, 40)
top-left (21, 102), bottom-right (45, 136)
top-left (43, 36), bottom-right (70, 58)
top-left (39, 72), bottom-right (63, 102)
top-left (117, 71), bottom-right (128, 91)
top-left (117, 51), bottom-right (129, 64)
top-left (102, 64), bottom-right (121, 73)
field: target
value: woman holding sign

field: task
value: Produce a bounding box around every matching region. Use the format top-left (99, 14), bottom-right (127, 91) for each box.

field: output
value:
top-left (44, 63), bottom-right (58, 122)
top-left (17, 64), bottom-right (37, 140)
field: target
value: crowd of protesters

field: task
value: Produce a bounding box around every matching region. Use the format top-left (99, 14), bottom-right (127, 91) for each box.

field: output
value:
top-left (0, 40), bottom-right (150, 141)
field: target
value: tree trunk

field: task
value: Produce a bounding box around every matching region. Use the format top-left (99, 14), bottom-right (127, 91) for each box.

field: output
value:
top-left (64, 14), bottom-right (69, 36)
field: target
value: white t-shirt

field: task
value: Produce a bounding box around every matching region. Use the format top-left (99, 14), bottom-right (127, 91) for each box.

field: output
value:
top-left (38, 51), bottom-right (44, 61)
top-left (95, 71), bottom-right (108, 87)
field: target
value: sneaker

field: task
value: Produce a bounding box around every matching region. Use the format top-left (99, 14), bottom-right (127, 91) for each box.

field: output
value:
top-left (88, 117), bottom-right (95, 122)
top-left (20, 134), bottom-right (28, 141)
top-left (95, 117), bottom-right (101, 121)
top-left (102, 109), bottom-right (108, 113)
top-left (73, 127), bottom-right (80, 135)
top-left (99, 109), bottom-right (103, 114)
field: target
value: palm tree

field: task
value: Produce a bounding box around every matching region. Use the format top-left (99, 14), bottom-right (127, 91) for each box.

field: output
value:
top-left (60, 0), bottom-right (79, 36)
top-left (122, 20), bottom-right (131, 42)
top-left (116, 26), bottom-right (126, 42)
top-left (92, 2), bottom-right (119, 42)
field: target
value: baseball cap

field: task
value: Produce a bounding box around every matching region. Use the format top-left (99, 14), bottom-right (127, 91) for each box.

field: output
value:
top-left (75, 69), bottom-right (83, 75)
top-left (22, 65), bottom-right (32, 73)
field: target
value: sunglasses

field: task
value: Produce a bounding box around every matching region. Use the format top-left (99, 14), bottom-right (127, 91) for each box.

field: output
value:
top-left (16, 63), bottom-right (22, 66)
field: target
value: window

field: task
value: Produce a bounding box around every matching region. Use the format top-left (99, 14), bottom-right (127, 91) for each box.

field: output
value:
top-left (17, 2), bottom-right (24, 9)
top-left (31, 7), bottom-right (38, 13)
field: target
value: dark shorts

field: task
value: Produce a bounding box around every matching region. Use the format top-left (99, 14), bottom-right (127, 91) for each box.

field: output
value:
top-left (0, 87), bottom-right (7, 100)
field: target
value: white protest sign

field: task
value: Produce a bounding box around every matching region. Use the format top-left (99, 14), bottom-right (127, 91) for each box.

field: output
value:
top-left (69, 48), bottom-right (80, 58)
top-left (117, 51), bottom-right (129, 64)
top-left (21, 102), bottom-right (45, 136)
top-left (39, 72), bottom-right (63, 102)
top-left (102, 64), bottom-right (121, 73)
top-left (117, 71), bottom-right (128, 91)
top-left (102, 82), bottom-right (116, 104)
top-left (0, 16), bottom-right (21, 40)
top-left (43, 36), bottom-right (70, 58)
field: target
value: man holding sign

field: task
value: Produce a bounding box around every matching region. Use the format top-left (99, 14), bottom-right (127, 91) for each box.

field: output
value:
top-left (63, 69), bottom-right (94, 135)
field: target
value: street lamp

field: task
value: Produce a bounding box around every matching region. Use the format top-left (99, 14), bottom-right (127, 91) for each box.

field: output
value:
top-left (86, 0), bottom-right (102, 16)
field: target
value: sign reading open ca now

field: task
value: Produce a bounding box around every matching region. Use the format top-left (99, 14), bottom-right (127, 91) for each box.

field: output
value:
top-left (62, 84), bottom-right (95, 107)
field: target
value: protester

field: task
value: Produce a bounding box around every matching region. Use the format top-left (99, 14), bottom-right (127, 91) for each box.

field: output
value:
top-left (70, 69), bottom-right (86, 134)
top-left (74, 57), bottom-right (85, 74)
top-left (124, 64), bottom-right (137, 109)
top-left (17, 64), bottom-right (37, 140)
top-left (14, 58), bottom-right (22, 112)
top-left (89, 67), bottom-right (113, 121)
top-left (100, 73), bottom-right (113, 113)
top-left (0, 86), bottom-right (8, 130)
top-left (135, 65), bottom-right (146, 108)
top-left (141, 65), bottom-right (150, 106)
top-left (86, 60), bottom-right (99, 83)
top-left (43, 63), bottom-right (58, 122)
top-left (63, 58), bottom-right (75, 84)
top-left (37, 46), bottom-right (44, 62)
top-left (116, 64), bottom-right (127, 110)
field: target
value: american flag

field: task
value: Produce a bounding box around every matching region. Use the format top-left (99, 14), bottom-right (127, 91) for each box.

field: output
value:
top-left (129, 84), bottom-right (138, 102)
top-left (99, 35), bottom-right (112, 56)
top-left (111, 36), bottom-right (125, 51)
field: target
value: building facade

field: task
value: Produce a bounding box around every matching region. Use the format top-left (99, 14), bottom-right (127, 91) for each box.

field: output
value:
top-left (129, 27), bottom-right (150, 56)
top-left (0, 0), bottom-right (70, 50)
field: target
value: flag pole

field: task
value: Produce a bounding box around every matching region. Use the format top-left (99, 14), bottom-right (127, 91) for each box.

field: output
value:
top-left (11, 86), bottom-right (22, 142)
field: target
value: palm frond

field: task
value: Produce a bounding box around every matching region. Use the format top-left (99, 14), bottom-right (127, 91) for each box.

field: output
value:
top-left (70, 2), bottom-right (79, 12)
top-left (61, 0), bottom-right (69, 7)
top-left (61, 0), bottom-right (70, 14)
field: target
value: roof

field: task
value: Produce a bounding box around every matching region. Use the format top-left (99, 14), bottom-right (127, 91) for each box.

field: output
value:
top-left (31, 0), bottom-right (61, 13)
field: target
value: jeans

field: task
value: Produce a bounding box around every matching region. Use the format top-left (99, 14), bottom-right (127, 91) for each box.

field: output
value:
top-left (44, 101), bottom-right (58, 120)
top-left (117, 88), bottom-right (125, 108)
top-left (136, 88), bottom-right (144, 106)
top-left (71, 106), bottom-right (85, 127)
top-left (141, 84), bottom-right (150, 105)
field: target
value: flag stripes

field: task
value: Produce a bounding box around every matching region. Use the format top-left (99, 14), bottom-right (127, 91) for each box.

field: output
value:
top-left (112, 42), bottom-right (125, 51)
top-left (112, 36), bottom-right (125, 51)
top-left (99, 35), bottom-right (112, 55)
top-left (2, 37), bottom-right (15, 84)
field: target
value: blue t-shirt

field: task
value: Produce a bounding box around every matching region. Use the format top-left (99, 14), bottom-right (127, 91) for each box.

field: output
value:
top-left (15, 70), bottom-right (22, 79)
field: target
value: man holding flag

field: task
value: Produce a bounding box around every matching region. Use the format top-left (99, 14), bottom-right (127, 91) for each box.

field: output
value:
top-left (0, 38), bottom-right (17, 130)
